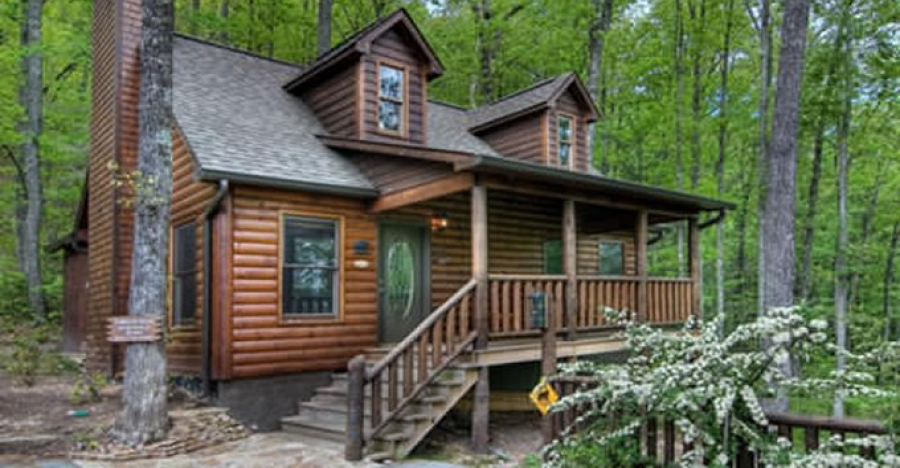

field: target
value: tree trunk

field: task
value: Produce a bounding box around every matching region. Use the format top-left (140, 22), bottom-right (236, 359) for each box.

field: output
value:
top-left (587, 0), bottom-right (613, 172)
top-left (674, 0), bottom-right (685, 276)
top-left (761, 0), bottom-right (811, 407)
top-left (755, 0), bottom-right (773, 320)
top-left (217, 0), bottom-right (230, 43)
top-left (798, 0), bottom-right (849, 302)
top-left (17, 0), bottom-right (46, 322)
top-left (849, 168), bottom-right (884, 308)
top-left (833, 40), bottom-right (853, 419)
top-left (885, 222), bottom-right (899, 342)
top-left (113, 0), bottom-right (174, 446)
top-left (688, 0), bottom-right (706, 191)
top-left (715, 0), bottom-right (734, 336)
top-left (317, 0), bottom-right (332, 56)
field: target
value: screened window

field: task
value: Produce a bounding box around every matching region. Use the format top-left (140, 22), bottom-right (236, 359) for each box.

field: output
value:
top-left (282, 216), bottom-right (340, 317)
top-left (599, 240), bottom-right (625, 275)
top-left (378, 64), bottom-right (404, 133)
top-left (172, 223), bottom-right (197, 326)
top-left (557, 115), bottom-right (573, 168)
top-left (543, 239), bottom-right (563, 275)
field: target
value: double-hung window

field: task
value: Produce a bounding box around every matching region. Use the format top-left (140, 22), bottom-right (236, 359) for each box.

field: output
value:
top-left (172, 223), bottom-right (197, 326)
top-left (282, 215), bottom-right (340, 317)
top-left (378, 64), bottom-right (405, 133)
top-left (557, 115), bottom-right (574, 168)
top-left (598, 240), bottom-right (625, 275)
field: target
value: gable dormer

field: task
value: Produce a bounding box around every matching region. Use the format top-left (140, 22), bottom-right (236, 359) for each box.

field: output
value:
top-left (284, 9), bottom-right (443, 145)
top-left (469, 73), bottom-right (599, 172)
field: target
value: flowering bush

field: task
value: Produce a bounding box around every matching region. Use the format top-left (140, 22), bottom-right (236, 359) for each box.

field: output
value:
top-left (544, 307), bottom-right (899, 467)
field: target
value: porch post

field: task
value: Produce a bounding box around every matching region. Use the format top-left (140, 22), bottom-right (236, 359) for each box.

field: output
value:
top-left (688, 216), bottom-right (702, 319)
top-left (470, 183), bottom-right (490, 453)
top-left (635, 210), bottom-right (649, 322)
top-left (563, 199), bottom-right (578, 340)
top-left (471, 183), bottom-right (489, 349)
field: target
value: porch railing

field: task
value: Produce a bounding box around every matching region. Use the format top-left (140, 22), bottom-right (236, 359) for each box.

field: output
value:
top-left (488, 275), bottom-right (696, 336)
top-left (645, 278), bottom-right (693, 325)
top-left (489, 274), bottom-right (567, 337)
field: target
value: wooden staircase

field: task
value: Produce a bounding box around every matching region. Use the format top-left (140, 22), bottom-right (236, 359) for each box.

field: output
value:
top-left (281, 279), bottom-right (481, 461)
top-left (281, 350), bottom-right (478, 460)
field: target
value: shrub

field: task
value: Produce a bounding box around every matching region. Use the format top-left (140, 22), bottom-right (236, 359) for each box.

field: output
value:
top-left (544, 308), bottom-right (899, 468)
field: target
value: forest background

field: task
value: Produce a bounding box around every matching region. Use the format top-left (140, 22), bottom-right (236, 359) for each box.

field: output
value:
top-left (0, 0), bottom-right (897, 420)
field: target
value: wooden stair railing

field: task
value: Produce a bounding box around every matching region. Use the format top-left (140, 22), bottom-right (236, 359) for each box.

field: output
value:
top-left (346, 279), bottom-right (479, 460)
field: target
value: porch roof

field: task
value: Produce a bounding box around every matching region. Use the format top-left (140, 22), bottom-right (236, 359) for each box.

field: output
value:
top-left (457, 155), bottom-right (736, 212)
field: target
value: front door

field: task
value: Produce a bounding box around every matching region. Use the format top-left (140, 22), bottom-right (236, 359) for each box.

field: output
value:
top-left (379, 222), bottom-right (430, 343)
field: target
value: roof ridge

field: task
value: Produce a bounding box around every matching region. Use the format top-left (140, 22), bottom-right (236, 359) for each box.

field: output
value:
top-left (471, 73), bottom-right (568, 111)
top-left (174, 33), bottom-right (305, 69)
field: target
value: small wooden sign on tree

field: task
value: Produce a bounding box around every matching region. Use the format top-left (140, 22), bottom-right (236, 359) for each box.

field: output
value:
top-left (107, 316), bottom-right (162, 343)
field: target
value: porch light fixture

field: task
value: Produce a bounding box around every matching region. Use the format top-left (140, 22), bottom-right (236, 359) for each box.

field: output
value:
top-left (430, 212), bottom-right (450, 232)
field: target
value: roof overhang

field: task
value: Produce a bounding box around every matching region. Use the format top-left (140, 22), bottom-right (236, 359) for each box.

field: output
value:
top-left (197, 168), bottom-right (379, 198)
top-left (456, 156), bottom-right (735, 213)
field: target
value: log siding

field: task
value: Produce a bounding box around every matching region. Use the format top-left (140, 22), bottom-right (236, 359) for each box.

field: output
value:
top-left (227, 186), bottom-right (378, 378)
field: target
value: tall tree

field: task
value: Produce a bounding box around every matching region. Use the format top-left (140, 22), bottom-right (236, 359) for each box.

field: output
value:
top-left (833, 66), bottom-right (852, 418)
top-left (317, 0), bottom-right (332, 56)
top-left (885, 221), bottom-right (900, 342)
top-left (749, 0), bottom-right (774, 318)
top-left (113, 0), bottom-right (174, 446)
top-left (797, 0), bottom-right (851, 303)
top-left (16, 0), bottom-right (46, 321)
top-left (715, 0), bottom-right (735, 335)
top-left (760, 0), bottom-right (811, 407)
top-left (674, 0), bottom-right (686, 275)
top-left (587, 0), bottom-right (613, 172)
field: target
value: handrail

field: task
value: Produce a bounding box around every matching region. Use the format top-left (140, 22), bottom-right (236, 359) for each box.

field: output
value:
top-left (347, 278), bottom-right (479, 459)
top-left (368, 278), bottom-right (478, 377)
top-left (489, 273), bottom-right (568, 281)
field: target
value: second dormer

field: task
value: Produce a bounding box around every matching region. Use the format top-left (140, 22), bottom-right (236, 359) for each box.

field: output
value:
top-left (284, 9), bottom-right (443, 145)
top-left (469, 73), bottom-right (599, 172)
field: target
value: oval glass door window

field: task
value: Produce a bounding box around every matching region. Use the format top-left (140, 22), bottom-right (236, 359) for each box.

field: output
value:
top-left (386, 241), bottom-right (415, 318)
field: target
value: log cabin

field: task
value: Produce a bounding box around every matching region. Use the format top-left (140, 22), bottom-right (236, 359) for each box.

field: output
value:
top-left (65, 3), bottom-right (734, 459)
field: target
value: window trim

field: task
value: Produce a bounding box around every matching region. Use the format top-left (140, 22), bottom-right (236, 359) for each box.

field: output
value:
top-left (598, 239), bottom-right (626, 276)
top-left (556, 112), bottom-right (576, 170)
top-left (375, 59), bottom-right (409, 138)
top-left (169, 221), bottom-right (198, 330)
top-left (278, 211), bottom-right (345, 324)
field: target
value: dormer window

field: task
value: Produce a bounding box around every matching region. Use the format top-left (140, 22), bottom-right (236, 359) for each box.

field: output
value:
top-left (557, 114), bottom-right (574, 168)
top-left (378, 63), bottom-right (405, 134)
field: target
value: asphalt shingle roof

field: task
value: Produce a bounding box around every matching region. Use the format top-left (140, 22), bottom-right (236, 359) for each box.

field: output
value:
top-left (173, 36), bottom-right (375, 194)
top-left (427, 102), bottom-right (499, 156)
top-left (467, 74), bottom-right (572, 131)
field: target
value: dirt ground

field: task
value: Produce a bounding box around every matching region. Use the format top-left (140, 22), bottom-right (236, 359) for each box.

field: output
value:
top-left (410, 412), bottom-right (544, 467)
top-left (0, 372), bottom-right (121, 458)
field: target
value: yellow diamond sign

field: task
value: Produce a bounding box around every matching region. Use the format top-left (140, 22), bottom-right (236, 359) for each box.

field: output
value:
top-left (529, 378), bottom-right (559, 415)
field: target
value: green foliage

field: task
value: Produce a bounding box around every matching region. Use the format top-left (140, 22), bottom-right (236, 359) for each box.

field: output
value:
top-left (545, 309), bottom-right (899, 467)
top-left (70, 372), bottom-right (109, 405)
top-left (5, 326), bottom-right (47, 386)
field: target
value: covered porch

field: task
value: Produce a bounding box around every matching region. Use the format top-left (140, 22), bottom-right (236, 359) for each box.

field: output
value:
top-left (375, 171), bottom-right (712, 349)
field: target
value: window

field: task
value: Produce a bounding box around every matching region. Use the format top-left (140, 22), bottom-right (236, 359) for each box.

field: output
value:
top-left (543, 239), bottom-right (563, 274)
top-left (557, 115), bottom-right (573, 168)
top-left (599, 240), bottom-right (625, 276)
top-left (378, 64), bottom-right (404, 133)
top-left (172, 223), bottom-right (197, 326)
top-left (282, 216), bottom-right (340, 317)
